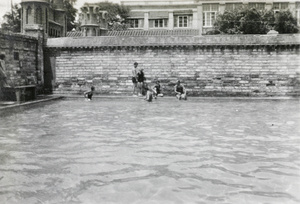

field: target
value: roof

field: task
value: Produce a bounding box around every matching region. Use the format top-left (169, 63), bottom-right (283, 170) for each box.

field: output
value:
top-left (106, 29), bottom-right (200, 36)
top-left (66, 30), bottom-right (83, 37)
top-left (66, 29), bottom-right (200, 37)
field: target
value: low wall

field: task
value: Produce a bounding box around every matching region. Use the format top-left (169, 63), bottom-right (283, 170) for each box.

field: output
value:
top-left (45, 34), bottom-right (300, 97)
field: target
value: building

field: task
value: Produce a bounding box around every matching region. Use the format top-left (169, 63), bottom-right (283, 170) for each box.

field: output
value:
top-left (20, 0), bottom-right (67, 38)
top-left (78, 3), bottom-right (108, 37)
top-left (121, 0), bottom-right (300, 34)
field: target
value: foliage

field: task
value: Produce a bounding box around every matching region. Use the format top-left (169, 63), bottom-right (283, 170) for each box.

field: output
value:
top-left (64, 0), bottom-right (78, 31)
top-left (109, 22), bottom-right (129, 31)
top-left (1, 4), bottom-right (21, 33)
top-left (214, 7), bottom-right (298, 34)
top-left (239, 8), bottom-right (266, 34)
top-left (214, 9), bottom-right (243, 34)
top-left (274, 10), bottom-right (299, 33)
top-left (95, 2), bottom-right (130, 31)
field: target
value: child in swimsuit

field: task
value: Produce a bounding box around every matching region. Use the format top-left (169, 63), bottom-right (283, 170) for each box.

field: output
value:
top-left (137, 68), bottom-right (146, 96)
top-left (143, 83), bottom-right (153, 102)
top-left (84, 86), bottom-right (95, 101)
top-left (152, 80), bottom-right (163, 99)
top-left (174, 80), bottom-right (187, 100)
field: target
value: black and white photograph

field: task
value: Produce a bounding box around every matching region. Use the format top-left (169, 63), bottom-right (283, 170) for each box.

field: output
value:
top-left (0, 0), bottom-right (299, 203)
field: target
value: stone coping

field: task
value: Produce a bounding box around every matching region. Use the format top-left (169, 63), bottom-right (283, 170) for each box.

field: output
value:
top-left (0, 96), bottom-right (63, 115)
top-left (0, 95), bottom-right (298, 116)
top-left (55, 94), bottom-right (299, 100)
top-left (0, 31), bottom-right (37, 40)
top-left (46, 34), bottom-right (300, 49)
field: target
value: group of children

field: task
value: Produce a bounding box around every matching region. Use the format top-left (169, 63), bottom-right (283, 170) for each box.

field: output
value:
top-left (84, 62), bottom-right (187, 101)
top-left (141, 79), bottom-right (187, 102)
top-left (131, 62), bottom-right (187, 102)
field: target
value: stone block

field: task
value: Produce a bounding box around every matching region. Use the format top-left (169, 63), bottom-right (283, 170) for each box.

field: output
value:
top-left (239, 81), bottom-right (249, 84)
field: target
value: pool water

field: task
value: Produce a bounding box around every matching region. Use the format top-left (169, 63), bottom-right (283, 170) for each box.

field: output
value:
top-left (0, 98), bottom-right (299, 204)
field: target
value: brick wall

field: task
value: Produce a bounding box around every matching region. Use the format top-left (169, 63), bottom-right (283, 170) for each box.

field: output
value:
top-left (46, 34), bottom-right (300, 97)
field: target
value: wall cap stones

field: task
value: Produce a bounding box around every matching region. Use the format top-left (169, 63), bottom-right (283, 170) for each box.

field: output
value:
top-left (0, 31), bottom-right (38, 41)
top-left (46, 34), bottom-right (300, 49)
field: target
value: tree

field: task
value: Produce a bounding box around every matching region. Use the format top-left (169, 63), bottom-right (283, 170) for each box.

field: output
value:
top-left (95, 2), bottom-right (130, 31)
top-left (1, 4), bottom-right (21, 33)
top-left (64, 0), bottom-right (78, 31)
top-left (214, 7), bottom-right (298, 34)
top-left (274, 10), bottom-right (299, 33)
top-left (214, 9), bottom-right (243, 34)
top-left (239, 8), bottom-right (266, 34)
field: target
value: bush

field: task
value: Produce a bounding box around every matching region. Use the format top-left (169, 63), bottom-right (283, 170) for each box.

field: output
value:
top-left (214, 7), bottom-right (298, 34)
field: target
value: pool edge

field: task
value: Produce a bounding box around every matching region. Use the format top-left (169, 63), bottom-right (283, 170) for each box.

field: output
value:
top-left (0, 96), bottom-right (64, 115)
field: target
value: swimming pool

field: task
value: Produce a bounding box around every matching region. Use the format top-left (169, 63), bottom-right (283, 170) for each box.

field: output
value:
top-left (0, 98), bottom-right (299, 204)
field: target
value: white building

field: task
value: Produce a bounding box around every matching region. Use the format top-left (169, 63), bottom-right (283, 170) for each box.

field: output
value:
top-left (121, 0), bottom-right (300, 34)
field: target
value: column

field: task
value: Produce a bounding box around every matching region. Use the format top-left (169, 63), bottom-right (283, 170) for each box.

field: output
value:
top-left (192, 9), bottom-right (198, 29)
top-left (168, 11), bottom-right (174, 30)
top-left (32, 3), bottom-right (36, 24)
top-left (265, 2), bottom-right (272, 10)
top-left (289, 2), bottom-right (296, 16)
top-left (144, 12), bottom-right (149, 30)
top-left (219, 2), bottom-right (225, 13)
top-left (197, 5), bottom-right (203, 35)
top-left (21, 6), bottom-right (24, 33)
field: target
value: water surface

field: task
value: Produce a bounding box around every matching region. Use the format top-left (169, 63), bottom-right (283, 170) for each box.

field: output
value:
top-left (0, 98), bottom-right (299, 204)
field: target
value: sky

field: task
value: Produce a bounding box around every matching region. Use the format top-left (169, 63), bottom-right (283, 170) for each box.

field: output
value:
top-left (0, 0), bottom-right (121, 26)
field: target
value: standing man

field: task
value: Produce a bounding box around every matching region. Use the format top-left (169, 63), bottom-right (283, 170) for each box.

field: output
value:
top-left (132, 62), bottom-right (138, 96)
top-left (0, 54), bottom-right (9, 87)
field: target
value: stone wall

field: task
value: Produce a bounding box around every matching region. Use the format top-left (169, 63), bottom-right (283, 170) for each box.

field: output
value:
top-left (45, 34), bottom-right (300, 97)
top-left (0, 32), bottom-right (39, 86)
top-left (0, 31), bottom-right (45, 100)
top-left (0, 33), bottom-right (43, 86)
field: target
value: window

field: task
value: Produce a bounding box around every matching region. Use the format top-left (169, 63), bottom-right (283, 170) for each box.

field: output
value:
top-left (26, 6), bottom-right (32, 24)
top-left (179, 16), bottom-right (187, 27)
top-left (129, 19), bottom-right (140, 28)
top-left (154, 19), bottom-right (164, 28)
top-left (203, 4), bottom-right (219, 27)
top-left (273, 3), bottom-right (289, 13)
top-left (174, 15), bottom-right (192, 28)
top-left (35, 7), bottom-right (42, 24)
top-left (149, 19), bottom-right (168, 28)
top-left (225, 3), bottom-right (243, 11)
top-left (248, 3), bottom-right (265, 10)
